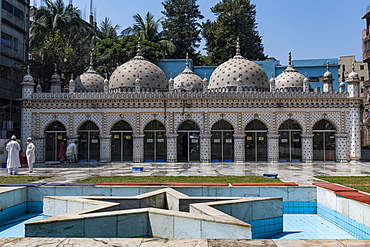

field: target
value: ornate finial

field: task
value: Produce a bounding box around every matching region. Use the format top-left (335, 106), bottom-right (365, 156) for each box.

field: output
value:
top-left (105, 73), bottom-right (108, 79)
top-left (236, 36), bottom-right (241, 56)
top-left (186, 53), bottom-right (189, 68)
top-left (352, 63), bottom-right (355, 72)
top-left (90, 52), bottom-right (93, 67)
top-left (271, 72), bottom-right (274, 78)
top-left (54, 63), bottom-right (57, 73)
top-left (71, 74), bottom-right (74, 80)
top-left (170, 72), bottom-right (173, 79)
top-left (326, 61), bottom-right (330, 71)
top-left (288, 51), bottom-right (292, 66)
top-left (27, 65), bottom-right (30, 74)
top-left (204, 72), bottom-right (207, 79)
top-left (137, 39), bottom-right (142, 56)
top-left (305, 72), bottom-right (308, 77)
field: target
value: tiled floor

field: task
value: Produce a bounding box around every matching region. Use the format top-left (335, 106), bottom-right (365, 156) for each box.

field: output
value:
top-left (273, 214), bottom-right (356, 239)
top-left (0, 214), bottom-right (47, 238)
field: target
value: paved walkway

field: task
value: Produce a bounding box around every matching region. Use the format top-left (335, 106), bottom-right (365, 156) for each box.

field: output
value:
top-left (2, 161), bottom-right (370, 185)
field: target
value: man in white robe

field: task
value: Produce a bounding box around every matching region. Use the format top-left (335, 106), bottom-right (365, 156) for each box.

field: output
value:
top-left (66, 141), bottom-right (78, 163)
top-left (26, 137), bottom-right (35, 173)
top-left (6, 135), bottom-right (21, 175)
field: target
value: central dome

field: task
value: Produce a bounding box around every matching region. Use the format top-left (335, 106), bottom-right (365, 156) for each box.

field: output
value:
top-left (174, 55), bottom-right (203, 91)
top-left (109, 43), bottom-right (168, 90)
top-left (209, 41), bottom-right (268, 90)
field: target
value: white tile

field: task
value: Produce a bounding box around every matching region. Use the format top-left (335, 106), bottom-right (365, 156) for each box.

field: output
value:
top-left (173, 216), bottom-right (201, 238)
top-left (148, 212), bottom-right (174, 238)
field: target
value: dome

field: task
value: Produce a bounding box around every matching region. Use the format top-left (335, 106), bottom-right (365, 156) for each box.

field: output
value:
top-left (323, 62), bottom-right (333, 79)
top-left (109, 43), bottom-right (168, 90)
top-left (75, 66), bottom-right (104, 91)
top-left (347, 64), bottom-right (359, 82)
top-left (208, 39), bottom-right (268, 90)
top-left (174, 55), bottom-right (203, 91)
top-left (21, 66), bottom-right (34, 84)
top-left (275, 52), bottom-right (305, 89)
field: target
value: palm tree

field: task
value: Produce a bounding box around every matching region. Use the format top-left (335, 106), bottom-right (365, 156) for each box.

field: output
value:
top-left (98, 17), bottom-right (120, 39)
top-left (30, 0), bottom-right (92, 49)
top-left (122, 12), bottom-right (175, 55)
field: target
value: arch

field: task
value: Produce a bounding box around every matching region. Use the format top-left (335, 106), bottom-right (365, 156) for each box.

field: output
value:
top-left (141, 118), bottom-right (166, 133)
top-left (279, 119), bottom-right (302, 131)
top-left (44, 121), bottom-right (67, 162)
top-left (177, 119), bottom-right (200, 132)
top-left (44, 120), bottom-right (67, 132)
top-left (111, 120), bottom-right (133, 131)
top-left (144, 120), bottom-right (167, 162)
top-left (312, 118), bottom-right (338, 132)
top-left (245, 119), bottom-right (268, 131)
top-left (78, 120), bottom-right (99, 131)
top-left (78, 120), bottom-right (100, 162)
top-left (144, 120), bottom-right (166, 131)
top-left (110, 119), bottom-right (134, 132)
top-left (211, 119), bottom-right (234, 131)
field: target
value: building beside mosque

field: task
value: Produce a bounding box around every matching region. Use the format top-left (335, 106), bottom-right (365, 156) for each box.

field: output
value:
top-left (19, 42), bottom-right (362, 163)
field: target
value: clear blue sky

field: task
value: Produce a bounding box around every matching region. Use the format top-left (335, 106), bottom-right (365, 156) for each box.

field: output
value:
top-left (36, 0), bottom-right (370, 63)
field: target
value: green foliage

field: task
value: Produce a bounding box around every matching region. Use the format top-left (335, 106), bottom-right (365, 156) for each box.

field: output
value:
top-left (315, 176), bottom-right (370, 193)
top-left (79, 176), bottom-right (282, 183)
top-left (122, 12), bottom-right (175, 55)
top-left (202, 0), bottom-right (266, 65)
top-left (161, 0), bottom-right (204, 64)
top-left (29, 0), bottom-right (93, 89)
top-left (0, 176), bottom-right (51, 184)
top-left (94, 36), bottom-right (165, 76)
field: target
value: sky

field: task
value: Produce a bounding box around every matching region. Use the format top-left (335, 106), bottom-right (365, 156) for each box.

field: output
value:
top-left (35, 0), bottom-right (370, 63)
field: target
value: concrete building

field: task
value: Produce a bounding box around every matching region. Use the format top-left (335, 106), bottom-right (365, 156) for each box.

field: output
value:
top-left (0, 0), bottom-right (30, 138)
top-left (19, 40), bottom-right (362, 164)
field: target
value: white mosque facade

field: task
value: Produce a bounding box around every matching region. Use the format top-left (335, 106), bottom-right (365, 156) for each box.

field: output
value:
top-left (20, 43), bottom-right (362, 163)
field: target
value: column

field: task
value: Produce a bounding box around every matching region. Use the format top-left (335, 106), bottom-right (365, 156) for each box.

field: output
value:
top-left (335, 133), bottom-right (348, 162)
top-left (233, 134), bottom-right (246, 162)
top-left (34, 135), bottom-right (44, 163)
top-left (166, 134), bottom-right (178, 162)
top-left (200, 134), bottom-right (212, 162)
top-left (99, 135), bottom-right (112, 163)
top-left (21, 107), bottom-right (33, 155)
top-left (301, 134), bottom-right (314, 163)
top-left (349, 107), bottom-right (361, 161)
top-left (267, 133), bottom-right (279, 163)
top-left (133, 134), bottom-right (144, 163)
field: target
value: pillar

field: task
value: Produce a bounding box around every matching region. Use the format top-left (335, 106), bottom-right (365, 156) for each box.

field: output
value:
top-left (349, 107), bottom-right (361, 161)
top-left (133, 134), bottom-right (144, 162)
top-left (166, 134), bottom-right (178, 162)
top-left (34, 135), bottom-right (44, 163)
top-left (267, 133), bottom-right (279, 163)
top-left (234, 134), bottom-right (245, 162)
top-left (200, 134), bottom-right (212, 162)
top-left (99, 135), bottom-right (112, 163)
top-left (335, 133), bottom-right (348, 162)
top-left (301, 134), bottom-right (314, 163)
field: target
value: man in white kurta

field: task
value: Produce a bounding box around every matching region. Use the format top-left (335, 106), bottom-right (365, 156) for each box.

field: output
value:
top-left (6, 135), bottom-right (21, 175)
top-left (66, 141), bottom-right (78, 163)
top-left (26, 137), bottom-right (35, 173)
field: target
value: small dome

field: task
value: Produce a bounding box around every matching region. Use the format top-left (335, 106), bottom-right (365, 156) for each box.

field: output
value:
top-left (275, 52), bottom-right (304, 89)
top-left (109, 42), bottom-right (168, 90)
top-left (174, 55), bottom-right (203, 91)
top-left (50, 64), bottom-right (61, 83)
top-left (347, 64), bottom-right (359, 81)
top-left (303, 73), bottom-right (310, 83)
top-left (75, 67), bottom-right (104, 91)
top-left (323, 62), bottom-right (333, 79)
top-left (209, 39), bottom-right (268, 90)
top-left (21, 66), bottom-right (34, 84)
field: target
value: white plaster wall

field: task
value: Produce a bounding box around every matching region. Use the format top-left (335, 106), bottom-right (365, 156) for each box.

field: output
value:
top-left (0, 187), bottom-right (26, 209)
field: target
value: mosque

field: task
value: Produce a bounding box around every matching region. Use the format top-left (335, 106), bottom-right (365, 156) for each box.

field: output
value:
top-left (19, 41), bottom-right (362, 163)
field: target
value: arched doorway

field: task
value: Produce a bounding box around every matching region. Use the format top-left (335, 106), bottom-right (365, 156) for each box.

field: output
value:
top-left (78, 121), bottom-right (100, 162)
top-left (177, 120), bottom-right (200, 162)
top-left (211, 120), bottom-right (234, 162)
top-left (245, 120), bottom-right (268, 161)
top-left (279, 119), bottom-right (302, 162)
top-left (144, 120), bottom-right (167, 162)
top-left (111, 120), bottom-right (133, 161)
top-left (45, 121), bottom-right (66, 161)
top-left (313, 119), bottom-right (336, 161)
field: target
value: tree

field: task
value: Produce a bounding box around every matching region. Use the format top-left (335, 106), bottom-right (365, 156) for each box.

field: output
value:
top-left (29, 0), bottom-right (93, 89)
top-left (122, 12), bottom-right (175, 55)
top-left (98, 17), bottom-right (120, 39)
top-left (202, 0), bottom-right (266, 65)
top-left (94, 36), bottom-right (165, 76)
top-left (161, 0), bottom-right (204, 64)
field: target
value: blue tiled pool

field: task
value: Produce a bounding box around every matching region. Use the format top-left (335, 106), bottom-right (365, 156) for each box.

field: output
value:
top-left (0, 214), bottom-right (48, 238)
top-left (273, 215), bottom-right (356, 239)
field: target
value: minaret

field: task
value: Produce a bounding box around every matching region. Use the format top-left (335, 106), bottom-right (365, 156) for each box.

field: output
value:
top-left (69, 74), bottom-right (75, 93)
top-left (269, 72), bottom-right (275, 92)
top-left (347, 63), bottom-right (360, 98)
top-left (322, 61), bottom-right (334, 92)
top-left (21, 66), bottom-right (35, 99)
top-left (20, 66), bottom-right (35, 156)
top-left (346, 63), bottom-right (361, 161)
top-left (303, 73), bottom-right (310, 92)
top-left (50, 64), bottom-right (62, 93)
top-left (135, 74), bottom-right (141, 92)
top-left (168, 72), bottom-right (174, 92)
top-left (203, 73), bottom-right (209, 91)
top-left (104, 73), bottom-right (109, 93)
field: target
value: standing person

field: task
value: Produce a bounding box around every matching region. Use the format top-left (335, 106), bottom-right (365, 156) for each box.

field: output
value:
top-left (6, 135), bottom-right (21, 175)
top-left (58, 139), bottom-right (66, 163)
top-left (26, 137), bottom-right (35, 173)
top-left (66, 141), bottom-right (78, 163)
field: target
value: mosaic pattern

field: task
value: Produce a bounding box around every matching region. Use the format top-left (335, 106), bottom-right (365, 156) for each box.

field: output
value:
top-left (108, 113), bottom-right (136, 133)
